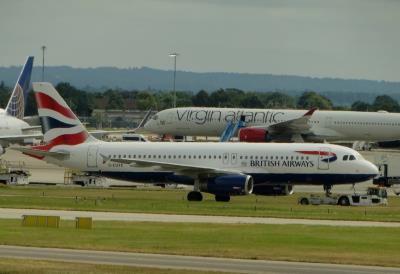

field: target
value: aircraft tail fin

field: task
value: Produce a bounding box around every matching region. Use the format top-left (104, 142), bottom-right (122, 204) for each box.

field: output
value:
top-left (32, 82), bottom-right (96, 151)
top-left (5, 56), bottom-right (34, 119)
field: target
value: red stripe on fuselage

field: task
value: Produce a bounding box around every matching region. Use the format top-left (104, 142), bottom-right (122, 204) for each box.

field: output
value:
top-left (33, 131), bottom-right (89, 151)
top-left (35, 92), bottom-right (76, 120)
top-left (296, 150), bottom-right (335, 156)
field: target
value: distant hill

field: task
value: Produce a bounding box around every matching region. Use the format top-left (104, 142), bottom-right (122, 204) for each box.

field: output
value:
top-left (1, 66), bottom-right (400, 105)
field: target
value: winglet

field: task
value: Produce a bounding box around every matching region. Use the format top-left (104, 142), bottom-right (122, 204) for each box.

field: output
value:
top-left (303, 107), bottom-right (317, 117)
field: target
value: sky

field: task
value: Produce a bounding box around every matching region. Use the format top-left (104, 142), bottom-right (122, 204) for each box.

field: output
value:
top-left (1, 0), bottom-right (399, 81)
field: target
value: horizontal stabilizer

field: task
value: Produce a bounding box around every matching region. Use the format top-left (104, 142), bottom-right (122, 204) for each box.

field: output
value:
top-left (11, 146), bottom-right (69, 160)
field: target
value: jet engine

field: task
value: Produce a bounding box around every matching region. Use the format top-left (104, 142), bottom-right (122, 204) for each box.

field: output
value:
top-left (253, 184), bottom-right (294, 196)
top-left (199, 175), bottom-right (254, 196)
top-left (239, 128), bottom-right (269, 142)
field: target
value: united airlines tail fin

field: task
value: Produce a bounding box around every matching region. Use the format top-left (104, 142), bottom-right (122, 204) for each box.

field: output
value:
top-left (31, 82), bottom-right (96, 151)
top-left (5, 56), bottom-right (34, 119)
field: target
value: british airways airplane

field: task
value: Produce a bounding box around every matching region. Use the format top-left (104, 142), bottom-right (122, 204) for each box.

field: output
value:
top-left (144, 107), bottom-right (400, 143)
top-left (16, 83), bottom-right (378, 202)
top-left (0, 56), bottom-right (42, 155)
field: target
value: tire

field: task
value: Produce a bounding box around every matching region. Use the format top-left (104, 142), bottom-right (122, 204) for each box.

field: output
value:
top-left (300, 198), bottom-right (309, 205)
top-left (187, 191), bottom-right (203, 201)
top-left (215, 194), bottom-right (230, 202)
top-left (338, 196), bottom-right (350, 206)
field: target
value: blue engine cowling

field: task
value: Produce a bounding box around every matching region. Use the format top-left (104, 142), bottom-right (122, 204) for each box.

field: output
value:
top-left (199, 175), bottom-right (253, 195)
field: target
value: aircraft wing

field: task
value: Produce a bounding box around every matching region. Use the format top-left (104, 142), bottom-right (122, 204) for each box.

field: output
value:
top-left (267, 108), bottom-right (317, 134)
top-left (21, 126), bottom-right (42, 132)
top-left (110, 158), bottom-right (243, 176)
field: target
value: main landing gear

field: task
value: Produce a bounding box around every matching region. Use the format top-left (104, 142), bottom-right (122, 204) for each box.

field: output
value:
top-left (187, 191), bottom-right (203, 201)
top-left (324, 184), bottom-right (332, 196)
top-left (187, 191), bottom-right (231, 202)
top-left (215, 194), bottom-right (230, 202)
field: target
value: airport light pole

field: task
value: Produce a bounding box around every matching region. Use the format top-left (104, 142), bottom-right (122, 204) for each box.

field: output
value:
top-left (169, 53), bottom-right (179, 108)
top-left (41, 45), bottom-right (46, 81)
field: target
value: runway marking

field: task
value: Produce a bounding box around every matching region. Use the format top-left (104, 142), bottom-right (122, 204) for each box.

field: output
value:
top-left (0, 245), bottom-right (399, 274)
top-left (0, 208), bottom-right (400, 227)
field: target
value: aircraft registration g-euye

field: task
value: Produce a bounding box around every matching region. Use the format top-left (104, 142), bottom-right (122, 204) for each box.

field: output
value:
top-left (15, 82), bottom-right (378, 202)
top-left (144, 107), bottom-right (400, 142)
top-left (0, 56), bottom-right (42, 155)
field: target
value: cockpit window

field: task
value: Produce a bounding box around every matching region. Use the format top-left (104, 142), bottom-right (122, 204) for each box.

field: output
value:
top-left (349, 155), bottom-right (356, 161)
top-left (343, 155), bottom-right (348, 161)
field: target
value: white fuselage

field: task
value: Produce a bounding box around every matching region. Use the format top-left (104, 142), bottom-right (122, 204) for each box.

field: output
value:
top-left (0, 110), bottom-right (31, 146)
top-left (144, 107), bottom-right (400, 142)
top-left (45, 141), bottom-right (377, 186)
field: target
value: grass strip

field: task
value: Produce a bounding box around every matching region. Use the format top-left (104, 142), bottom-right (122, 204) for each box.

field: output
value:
top-left (0, 219), bottom-right (399, 267)
top-left (0, 258), bottom-right (218, 274)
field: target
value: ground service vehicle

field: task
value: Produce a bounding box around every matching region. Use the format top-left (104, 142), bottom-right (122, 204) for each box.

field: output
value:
top-left (298, 186), bottom-right (388, 206)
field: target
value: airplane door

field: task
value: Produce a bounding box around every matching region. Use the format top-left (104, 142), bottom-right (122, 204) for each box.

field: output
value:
top-left (325, 117), bottom-right (333, 127)
top-left (318, 147), bottom-right (330, 170)
top-left (231, 153), bottom-right (238, 165)
top-left (87, 145), bottom-right (99, 168)
top-left (166, 112), bottom-right (174, 125)
top-left (223, 152), bottom-right (229, 165)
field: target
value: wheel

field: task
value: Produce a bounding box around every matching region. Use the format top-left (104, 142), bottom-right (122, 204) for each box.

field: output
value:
top-left (187, 191), bottom-right (203, 201)
top-left (215, 194), bottom-right (230, 202)
top-left (338, 196), bottom-right (350, 206)
top-left (300, 198), bottom-right (309, 205)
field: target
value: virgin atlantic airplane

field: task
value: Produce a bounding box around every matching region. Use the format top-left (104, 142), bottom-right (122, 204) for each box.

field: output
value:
top-left (144, 106), bottom-right (400, 143)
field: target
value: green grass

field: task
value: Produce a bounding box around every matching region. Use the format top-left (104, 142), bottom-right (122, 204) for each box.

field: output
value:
top-left (0, 258), bottom-right (218, 274)
top-left (0, 219), bottom-right (399, 267)
top-left (0, 186), bottom-right (399, 221)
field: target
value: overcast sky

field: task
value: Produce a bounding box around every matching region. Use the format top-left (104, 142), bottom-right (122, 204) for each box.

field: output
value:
top-left (1, 0), bottom-right (399, 81)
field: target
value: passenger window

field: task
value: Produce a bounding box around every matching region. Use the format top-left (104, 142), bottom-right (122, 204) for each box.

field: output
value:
top-left (349, 155), bottom-right (356, 160)
top-left (343, 155), bottom-right (348, 161)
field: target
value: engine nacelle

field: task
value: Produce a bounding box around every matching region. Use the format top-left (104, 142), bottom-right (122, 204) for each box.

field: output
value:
top-left (239, 128), bottom-right (269, 142)
top-left (200, 175), bottom-right (253, 196)
top-left (253, 184), bottom-right (294, 196)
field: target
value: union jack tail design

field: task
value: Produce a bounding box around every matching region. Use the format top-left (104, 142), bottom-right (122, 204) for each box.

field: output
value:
top-left (32, 82), bottom-right (95, 151)
top-left (5, 56), bottom-right (34, 119)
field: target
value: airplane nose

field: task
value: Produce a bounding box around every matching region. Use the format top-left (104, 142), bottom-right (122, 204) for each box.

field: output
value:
top-left (144, 120), bottom-right (152, 130)
top-left (365, 160), bottom-right (379, 177)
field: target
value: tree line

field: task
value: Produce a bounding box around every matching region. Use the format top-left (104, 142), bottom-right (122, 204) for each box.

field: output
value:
top-left (0, 81), bottom-right (399, 117)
